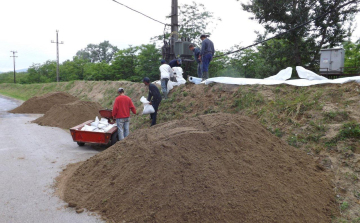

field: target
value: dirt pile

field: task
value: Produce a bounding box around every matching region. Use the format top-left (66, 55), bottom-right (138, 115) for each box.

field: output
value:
top-left (33, 100), bottom-right (103, 129)
top-left (60, 113), bottom-right (338, 222)
top-left (9, 92), bottom-right (78, 114)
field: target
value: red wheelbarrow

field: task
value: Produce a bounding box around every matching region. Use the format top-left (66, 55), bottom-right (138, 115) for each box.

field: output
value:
top-left (69, 109), bottom-right (118, 146)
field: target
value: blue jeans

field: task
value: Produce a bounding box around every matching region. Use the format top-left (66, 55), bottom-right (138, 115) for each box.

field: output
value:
top-left (161, 78), bottom-right (169, 94)
top-left (202, 54), bottom-right (213, 72)
top-left (197, 63), bottom-right (203, 78)
top-left (116, 118), bottom-right (130, 141)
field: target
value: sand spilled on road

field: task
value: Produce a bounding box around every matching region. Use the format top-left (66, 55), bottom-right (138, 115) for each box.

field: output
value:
top-left (9, 92), bottom-right (78, 114)
top-left (33, 100), bottom-right (103, 129)
top-left (59, 113), bottom-right (338, 222)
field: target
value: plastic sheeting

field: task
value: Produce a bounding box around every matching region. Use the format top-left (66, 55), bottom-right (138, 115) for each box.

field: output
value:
top-left (265, 67), bottom-right (292, 81)
top-left (189, 66), bottom-right (360, 87)
top-left (296, 66), bottom-right (328, 81)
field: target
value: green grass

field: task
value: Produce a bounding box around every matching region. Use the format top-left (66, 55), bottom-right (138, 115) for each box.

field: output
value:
top-left (324, 111), bottom-right (350, 122)
top-left (340, 202), bottom-right (349, 212)
top-left (339, 122), bottom-right (360, 140)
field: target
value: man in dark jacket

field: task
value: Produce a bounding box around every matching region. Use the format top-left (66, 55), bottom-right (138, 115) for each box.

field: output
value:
top-left (168, 58), bottom-right (182, 68)
top-left (189, 44), bottom-right (202, 78)
top-left (143, 77), bottom-right (162, 126)
top-left (199, 34), bottom-right (215, 81)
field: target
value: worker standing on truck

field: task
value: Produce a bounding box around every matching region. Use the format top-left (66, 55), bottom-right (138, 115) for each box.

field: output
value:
top-left (159, 59), bottom-right (174, 99)
top-left (143, 77), bottom-right (162, 126)
top-left (112, 88), bottom-right (136, 141)
top-left (189, 44), bottom-right (202, 78)
top-left (168, 58), bottom-right (182, 68)
top-left (199, 34), bottom-right (215, 81)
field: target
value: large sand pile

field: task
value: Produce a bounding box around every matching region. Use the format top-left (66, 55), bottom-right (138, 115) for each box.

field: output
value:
top-left (33, 100), bottom-right (103, 129)
top-left (61, 113), bottom-right (338, 222)
top-left (10, 92), bottom-right (78, 114)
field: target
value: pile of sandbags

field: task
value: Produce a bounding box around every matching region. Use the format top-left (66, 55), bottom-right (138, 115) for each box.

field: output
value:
top-left (81, 117), bottom-right (116, 133)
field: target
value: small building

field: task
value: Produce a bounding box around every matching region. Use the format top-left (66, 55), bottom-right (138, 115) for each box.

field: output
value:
top-left (319, 48), bottom-right (345, 75)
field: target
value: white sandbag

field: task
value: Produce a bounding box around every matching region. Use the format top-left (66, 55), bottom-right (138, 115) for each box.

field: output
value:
top-left (104, 124), bottom-right (116, 132)
top-left (143, 104), bottom-right (155, 115)
top-left (98, 123), bottom-right (107, 129)
top-left (167, 81), bottom-right (173, 93)
top-left (172, 67), bottom-right (187, 86)
top-left (90, 116), bottom-right (100, 127)
top-left (140, 96), bottom-right (155, 115)
top-left (265, 67), bottom-right (292, 81)
top-left (99, 118), bottom-right (109, 125)
top-left (140, 96), bottom-right (149, 104)
top-left (189, 76), bottom-right (203, 84)
top-left (296, 66), bottom-right (328, 81)
top-left (81, 125), bottom-right (97, 131)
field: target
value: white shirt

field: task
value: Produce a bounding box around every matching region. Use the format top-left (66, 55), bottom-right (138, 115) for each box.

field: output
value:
top-left (159, 64), bottom-right (174, 80)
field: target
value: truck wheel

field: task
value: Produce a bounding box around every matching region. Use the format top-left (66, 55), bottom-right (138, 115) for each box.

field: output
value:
top-left (77, 142), bottom-right (85, 146)
top-left (111, 133), bottom-right (118, 146)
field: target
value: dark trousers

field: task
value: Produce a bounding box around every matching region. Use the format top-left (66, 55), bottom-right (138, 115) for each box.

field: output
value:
top-left (202, 54), bottom-right (213, 72)
top-left (150, 100), bottom-right (161, 126)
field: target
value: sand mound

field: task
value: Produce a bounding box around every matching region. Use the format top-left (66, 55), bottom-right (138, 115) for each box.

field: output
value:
top-left (10, 92), bottom-right (78, 114)
top-left (61, 113), bottom-right (337, 222)
top-left (33, 100), bottom-right (103, 129)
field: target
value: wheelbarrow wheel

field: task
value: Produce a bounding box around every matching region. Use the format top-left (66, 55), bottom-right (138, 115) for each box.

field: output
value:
top-left (77, 142), bottom-right (85, 146)
top-left (111, 133), bottom-right (118, 146)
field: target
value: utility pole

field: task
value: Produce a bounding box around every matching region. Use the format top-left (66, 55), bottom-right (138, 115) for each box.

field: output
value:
top-left (170, 0), bottom-right (179, 60)
top-left (10, 51), bottom-right (18, 84)
top-left (51, 30), bottom-right (64, 82)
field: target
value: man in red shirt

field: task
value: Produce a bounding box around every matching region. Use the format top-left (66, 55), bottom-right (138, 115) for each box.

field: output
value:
top-left (112, 88), bottom-right (137, 141)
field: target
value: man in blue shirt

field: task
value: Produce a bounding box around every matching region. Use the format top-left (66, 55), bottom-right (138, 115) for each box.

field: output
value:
top-left (199, 34), bottom-right (215, 81)
top-left (189, 44), bottom-right (202, 78)
top-left (169, 58), bottom-right (182, 68)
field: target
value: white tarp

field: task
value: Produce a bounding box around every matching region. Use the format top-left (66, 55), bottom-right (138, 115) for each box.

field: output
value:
top-left (296, 66), bottom-right (328, 81)
top-left (265, 67), bottom-right (292, 81)
top-left (189, 66), bottom-right (360, 87)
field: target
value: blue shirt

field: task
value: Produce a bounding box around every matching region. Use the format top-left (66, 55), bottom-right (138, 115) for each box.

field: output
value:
top-left (200, 38), bottom-right (215, 56)
top-left (192, 48), bottom-right (201, 63)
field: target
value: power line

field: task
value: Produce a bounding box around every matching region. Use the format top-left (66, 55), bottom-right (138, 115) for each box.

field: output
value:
top-left (10, 51), bottom-right (18, 84)
top-left (111, 0), bottom-right (170, 26)
top-left (214, 0), bottom-right (359, 58)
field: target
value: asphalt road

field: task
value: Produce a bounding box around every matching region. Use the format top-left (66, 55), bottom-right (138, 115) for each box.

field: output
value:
top-left (0, 95), bottom-right (103, 223)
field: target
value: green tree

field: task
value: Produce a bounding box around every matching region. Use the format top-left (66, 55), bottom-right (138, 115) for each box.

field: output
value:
top-left (26, 63), bottom-right (42, 83)
top-left (76, 41), bottom-right (119, 64)
top-left (83, 62), bottom-right (111, 81)
top-left (343, 39), bottom-right (360, 74)
top-left (110, 46), bottom-right (139, 81)
top-left (60, 57), bottom-right (88, 81)
top-left (136, 44), bottom-right (162, 81)
top-left (241, 0), bottom-right (359, 70)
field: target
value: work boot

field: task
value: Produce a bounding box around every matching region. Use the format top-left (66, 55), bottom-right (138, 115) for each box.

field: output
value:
top-left (202, 72), bottom-right (209, 81)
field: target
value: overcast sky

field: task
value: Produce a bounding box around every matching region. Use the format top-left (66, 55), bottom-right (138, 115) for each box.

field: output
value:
top-left (0, 0), bottom-right (359, 72)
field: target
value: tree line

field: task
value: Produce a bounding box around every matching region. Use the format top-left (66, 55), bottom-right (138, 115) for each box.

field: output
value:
top-left (1, 0), bottom-right (359, 84)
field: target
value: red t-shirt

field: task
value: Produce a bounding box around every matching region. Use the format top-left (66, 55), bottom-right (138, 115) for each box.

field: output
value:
top-left (112, 95), bottom-right (136, 119)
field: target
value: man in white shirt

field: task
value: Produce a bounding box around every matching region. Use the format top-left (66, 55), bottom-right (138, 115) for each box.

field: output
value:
top-left (159, 59), bottom-right (174, 99)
